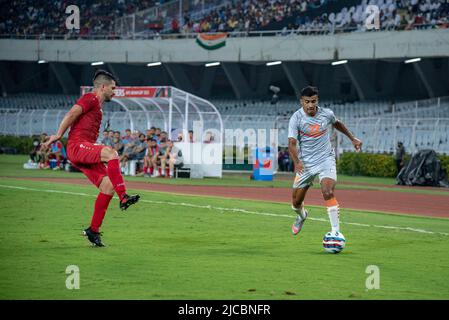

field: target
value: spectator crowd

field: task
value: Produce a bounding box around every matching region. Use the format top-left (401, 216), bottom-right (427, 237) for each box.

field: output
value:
top-left (28, 127), bottom-right (197, 178)
top-left (1, 1), bottom-right (447, 37)
top-left (30, 127), bottom-right (297, 175)
top-left (0, 0), bottom-right (155, 37)
top-left (177, 0), bottom-right (322, 34)
top-left (176, 0), bottom-right (448, 35)
top-left (100, 127), bottom-right (187, 178)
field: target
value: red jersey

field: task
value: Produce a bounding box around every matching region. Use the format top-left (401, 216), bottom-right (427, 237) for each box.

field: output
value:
top-left (150, 146), bottom-right (159, 156)
top-left (68, 93), bottom-right (102, 143)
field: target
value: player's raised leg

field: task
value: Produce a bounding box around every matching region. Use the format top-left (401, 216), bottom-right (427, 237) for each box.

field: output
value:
top-left (320, 177), bottom-right (340, 233)
top-left (100, 146), bottom-right (140, 210)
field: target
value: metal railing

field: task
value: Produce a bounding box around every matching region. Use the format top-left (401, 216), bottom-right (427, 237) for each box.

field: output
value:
top-left (1, 93), bottom-right (448, 154)
top-left (2, 106), bottom-right (448, 155)
top-left (1, 22), bottom-right (446, 41)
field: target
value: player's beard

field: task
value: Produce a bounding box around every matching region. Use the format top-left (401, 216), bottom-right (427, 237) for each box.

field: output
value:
top-left (306, 106), bottom-right (317, 116)
top-left (104, 94), bottom-right (113, 102)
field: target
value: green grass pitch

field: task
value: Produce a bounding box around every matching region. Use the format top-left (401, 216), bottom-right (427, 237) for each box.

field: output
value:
top-left (0, 155), bottom-right (448, 299)
top-left (1, 174), bottom-right (449, 299)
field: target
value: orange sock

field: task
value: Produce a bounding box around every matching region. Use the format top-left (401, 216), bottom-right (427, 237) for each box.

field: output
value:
top-left (325, 197), bottom-right (338, 207)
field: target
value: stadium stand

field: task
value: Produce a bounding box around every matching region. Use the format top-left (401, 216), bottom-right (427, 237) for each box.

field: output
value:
top-left (0, 0), bottom-right (156, 36)
top-left (0, 93), bottom-right (78, 110)
top-left (176, 0), bottom-right (449, 34)
top-left (3, 94), bottom-right (446, 119)
top-left (0, 93), bottom-right (448, 154)
top-left (1, 0), bottom-right (447, 38)
top-left (212, 97), bottom-right (449, 119)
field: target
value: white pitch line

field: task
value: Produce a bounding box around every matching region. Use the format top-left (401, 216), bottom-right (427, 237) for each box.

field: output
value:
top-left (0, 184), bottom-right (448, 236)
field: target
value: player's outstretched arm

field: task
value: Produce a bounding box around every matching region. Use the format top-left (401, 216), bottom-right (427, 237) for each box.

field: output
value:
top-left (43, 105), bottom-right (83, 147)
top-left (333, 119), bottom-right (362, 151)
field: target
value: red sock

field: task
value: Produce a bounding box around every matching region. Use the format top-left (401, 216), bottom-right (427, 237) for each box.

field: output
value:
top-left (90, 192), bottom-right (113, 233)
top-left (107, 159), bottom-right (127, 201)
top-left (150, 167), bottom-right (154, 175)
top-left (158, 167), bottom-right (161, 175)
top-left (143, 166), bottom-right (148, 174)
top-left (56, 159), bottom-right (60, 167)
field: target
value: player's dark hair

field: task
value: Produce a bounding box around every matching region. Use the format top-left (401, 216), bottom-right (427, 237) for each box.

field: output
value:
top-left (93, 69), bottom-right (118, 87)
top-left (300, 86), bottom-right (319, 97)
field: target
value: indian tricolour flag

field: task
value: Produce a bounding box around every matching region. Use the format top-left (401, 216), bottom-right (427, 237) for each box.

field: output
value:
top-left (196, 33), bottom-right (227, 50)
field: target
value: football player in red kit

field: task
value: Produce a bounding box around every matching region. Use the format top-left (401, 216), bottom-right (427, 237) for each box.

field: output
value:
top-left (44, 70), bottom-right (140, 247)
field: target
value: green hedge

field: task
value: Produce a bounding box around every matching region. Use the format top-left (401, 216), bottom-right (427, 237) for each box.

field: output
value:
top-left (0, 135), bottom-right (37, 154)
top-left (0, 135), bottom-right (68, 154)
top-left (337, 152), bottom-right (449, 178)
top-left (439, 155), bottom-right (449, 178)
top-left (2, 135), bottom-right (449, 178)
top-left (337, 152), bottom-right (397, 177)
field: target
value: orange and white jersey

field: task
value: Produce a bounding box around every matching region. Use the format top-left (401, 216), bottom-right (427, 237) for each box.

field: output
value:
top-left (288, 106), bottom-right (337, 168)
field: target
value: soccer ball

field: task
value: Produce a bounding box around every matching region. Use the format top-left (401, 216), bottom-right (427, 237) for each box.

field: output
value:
top-left (322, 231), bottom-right (346, 254)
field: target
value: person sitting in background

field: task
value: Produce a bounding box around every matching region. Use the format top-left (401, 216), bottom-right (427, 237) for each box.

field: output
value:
top-left (48, 140), bottom-right (67, 170)
top-left (141, 138), bottom-right (159, 177)
top-left (120, 131), bottom-right (137, 168)
top-left (188, 130), bottom-right (194, 143)
top-left (155, 137), bottom-right (168, 177)
top-left (121, 128), bottom-right (133, 145)
top-left (278, 148), bottom-right (290, 172)
top-left (108, 130), bottom-right (114, 142)
top-left (101, 129), bottom-right (112, 146)
top-left (37, 133), bottom-right (50, 169)
top-left (395, 141), bottom-right (406, 174)
top-left (159, 131), bottom-right (168, 142)
top-left (146, 127), bottom-right (156, 141)
top-left (129, 133), bottom-right (147, 162)
top-left (29, 137), bottom-right (41, 163)
top-left (120, 133), bottom-right (145, 171)
top-left (166, 140), bottom-right (184, 178)
top-left (154, 128), bottom-right (162, 144)
top-left (112, 131), bottom-right (124, 156)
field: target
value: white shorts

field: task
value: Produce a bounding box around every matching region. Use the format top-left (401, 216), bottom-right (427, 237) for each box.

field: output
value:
top-left (293, 159), bottom-right (337, 189)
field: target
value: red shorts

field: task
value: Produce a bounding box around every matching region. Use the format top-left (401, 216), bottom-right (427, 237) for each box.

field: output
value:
top-left (67, 141), bottom-right (107, 187)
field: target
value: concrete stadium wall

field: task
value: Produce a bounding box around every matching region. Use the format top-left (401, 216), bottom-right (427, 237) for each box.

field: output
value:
top-left (0, 30), bottom-right (448, 63)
